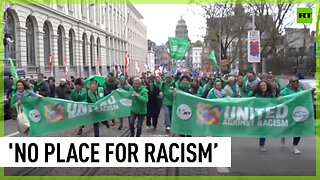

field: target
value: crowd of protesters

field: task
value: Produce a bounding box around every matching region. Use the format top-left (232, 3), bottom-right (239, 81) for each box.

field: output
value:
top-left (8, 66), bottom-right (315, 154)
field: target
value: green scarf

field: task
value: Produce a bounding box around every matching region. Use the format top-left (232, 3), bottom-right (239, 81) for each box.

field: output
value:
top-left (179, 83), bottom-right (191, 93)
top-left (37, 80), bottom-right (44, 86)
top-left (231, 85), bottom-right (237, 97)
top-left (87, 87), bottom-right (104, 103)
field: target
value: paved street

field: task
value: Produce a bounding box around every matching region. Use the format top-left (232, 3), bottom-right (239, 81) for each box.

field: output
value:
top-left (4, 105), bottom-right (317, 176)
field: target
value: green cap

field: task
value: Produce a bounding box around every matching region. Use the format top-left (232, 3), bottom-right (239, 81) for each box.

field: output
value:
top-left (120, 76), bottom-right (126, 80)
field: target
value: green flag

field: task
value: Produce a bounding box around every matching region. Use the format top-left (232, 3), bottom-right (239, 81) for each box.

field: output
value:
top-left (9, 58), bottom-right (19, 85)
top-left (172, 90), bottom-right (315, 137)
top-left (168, 37), bottom-right (189, 60)
top-left (209, 51), bottom-right (219, 69)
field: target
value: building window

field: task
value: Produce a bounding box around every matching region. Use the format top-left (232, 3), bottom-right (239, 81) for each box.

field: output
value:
top-left (90, 36), bottom-right (94, 66)
top-left (82, 33), bottom-right (87, 66)
top-left (4, 10), bottom-right (16, 60)
top-left (81, 2), bottom-right (87, 19)
top-left (97, 37), bottom-right (101, 60)
top-left (43, 21), bottom-right (51, 66)
top-left (69, 29), bottom-right (74, 66)
top-left (89, 4), bottom-right (94, 22)
top-left (97, 37), bottom-right (101, 73)
top-left (57, 25), bottom-right (64, 66)
top-left (96, 4), bottom-right (100, 25)
top-left (26, 16), bottom-right (35, 66)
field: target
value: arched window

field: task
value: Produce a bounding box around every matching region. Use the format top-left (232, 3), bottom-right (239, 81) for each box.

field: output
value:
top-left (90, 35), bottom-right (94, 66)
top-left (69, 29), bottom-right (75, 66)
top-left (82, 33), bottom-right (87, 66)
top-left (57, 25), bottom-right (64, 66)
top-left (43, 21), bottom-right (51, 66)
top-left (97, 37), bottom-right (100, 61)
top-left (4, 10), bottom-right (16, 60)
top-left (26, 16), bottom-right (35, 66)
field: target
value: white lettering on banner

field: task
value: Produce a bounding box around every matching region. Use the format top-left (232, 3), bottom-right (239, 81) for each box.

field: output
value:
top-left (223, 105), bottom-right (289, 127)
top-left (0, 137), bottom-right (231, 167)
top-left (237, 107), bottom-right (248, 121)
top-left (257, 120), bottom-right (288, 127)
top-left (67, 96), bottom-right (120, 119)
top-left (276, 104), bottom-right (288, 118)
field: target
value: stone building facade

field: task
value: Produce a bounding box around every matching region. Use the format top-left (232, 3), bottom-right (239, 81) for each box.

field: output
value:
top-left (4, 2), bottom-right (147, 79)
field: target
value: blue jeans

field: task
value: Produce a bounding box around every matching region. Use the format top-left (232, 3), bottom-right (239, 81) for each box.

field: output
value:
top-left (259, 138), bottom-right (266, 146)
top-left (129, 112), bottom-right (145, 137)
top-left (164, 106), bottom-right (172, 128)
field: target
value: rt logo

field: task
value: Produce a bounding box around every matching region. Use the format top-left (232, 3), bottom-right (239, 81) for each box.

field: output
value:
top-left (297, 8), bottom-right (312, 23)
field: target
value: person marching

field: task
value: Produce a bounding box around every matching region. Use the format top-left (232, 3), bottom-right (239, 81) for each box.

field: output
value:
top-left (33, 73), bottom-right (50, 97)
top-left (11, 80), bottom-right (42, 109)
top-left (129, 77), bottom-right (149, 137)
top-left (55, 78), bottom-right (72, 99)
top-left (146, 78), bottom-right (161, 130)
top-left (191, 78), bottom-right (203, 97)
top-left (279, 76), bottom-right (315, 154)
top-left (105, 72), bottom-right (120, 126)
top-left (248, 80), bottom-right (276, 152)
top-left (207, 79), bottom-right (227, 99)
top-left (242, 71), bottom-right (260, 97)
top-left (86, 78), bottom-right (107, 137)
top-left (160, 74), bottom-right (176, 132)
top-left (202, 75), bottom-right (216, 98)
top-left (117, 76), bottom-right (131, 130)
top-left (70, 78), bottom-right (87, 135)
top-left (178, 75), bottom-right (192, 94)
top-left (224, 76), bottom-right (241, 98)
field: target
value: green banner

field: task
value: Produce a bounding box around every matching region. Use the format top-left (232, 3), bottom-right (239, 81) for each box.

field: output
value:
top-left (172, 90), bottom-right (315, 137)
top-left (168, 37), bottom-right (189, 60)
top-left (21, 90), bottom-right (132, 137)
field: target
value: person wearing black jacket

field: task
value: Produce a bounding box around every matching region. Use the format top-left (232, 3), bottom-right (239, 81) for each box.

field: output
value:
top-left (33, 73), bottom-right (50, 97)
top-left (104, 72), bottom-right (120, 126)
top-left (48, 77), bottom-right (56, 98)
top-left (146, 78), bottom-right (160, 130)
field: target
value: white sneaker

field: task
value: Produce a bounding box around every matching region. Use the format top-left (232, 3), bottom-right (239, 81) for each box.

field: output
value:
top-left (146, 126), bottom-right (151, 130)
top-left (260, 146), bottom-right (267, 152)
top-left (291, 146), bottom-right (301, 154)
top-left (165, 127), bottom-right (171, 132)
top-left (281, 138), bottom-right (285, 145)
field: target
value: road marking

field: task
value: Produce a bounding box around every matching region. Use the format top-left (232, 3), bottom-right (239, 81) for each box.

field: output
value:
top-left (216, 167), bottom-right (230, 173)
top-left (5, 131), bottom-right (20, 137)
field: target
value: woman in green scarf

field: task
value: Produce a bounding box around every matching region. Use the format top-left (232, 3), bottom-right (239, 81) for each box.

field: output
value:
top-left (177, 75), bottom-right (192, 137)
top-left (178, 75), bottom-right (192, 94)
top-left (249, 80), bottom-right (276, 152)
top-left (191, 78), bottom-right (203, 97)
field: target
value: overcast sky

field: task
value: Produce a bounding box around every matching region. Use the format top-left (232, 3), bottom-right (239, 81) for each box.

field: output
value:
top-left (134, 4), bottom-right (316, 46)
top-left (134, 4), bottom-right (206, 45)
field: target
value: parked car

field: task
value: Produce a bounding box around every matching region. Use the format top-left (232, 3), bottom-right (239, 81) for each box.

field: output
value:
top-left (299, 79), bottom-right (316, 119)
